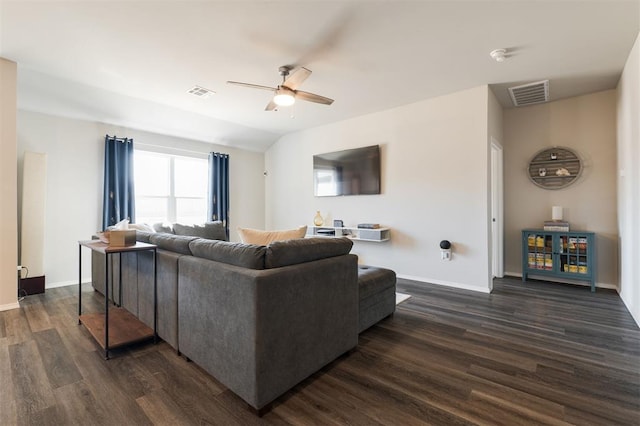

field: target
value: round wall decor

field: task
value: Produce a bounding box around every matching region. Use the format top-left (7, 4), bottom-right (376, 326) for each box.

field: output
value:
top-left (527, 146), bottom-right (582, 190)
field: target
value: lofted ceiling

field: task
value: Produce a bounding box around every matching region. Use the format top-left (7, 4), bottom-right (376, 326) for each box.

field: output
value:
top-left (1, 1), bottom-right (638, 152)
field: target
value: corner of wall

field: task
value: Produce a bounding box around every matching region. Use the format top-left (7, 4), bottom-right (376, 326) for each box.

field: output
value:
top-left (616, 32), bottom-right (640, 328)
top-left (0, 57), bottom-right (19, 308)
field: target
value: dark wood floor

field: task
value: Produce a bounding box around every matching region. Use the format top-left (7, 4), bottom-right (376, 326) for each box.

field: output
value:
top-left (1, 277), bottom-right (638, 425)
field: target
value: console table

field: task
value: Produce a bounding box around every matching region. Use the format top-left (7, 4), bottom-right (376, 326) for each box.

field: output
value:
top-left (78, 240), bottom-right (157, 359)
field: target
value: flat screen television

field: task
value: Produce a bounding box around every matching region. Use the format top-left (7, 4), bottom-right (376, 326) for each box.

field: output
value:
top-left (313, 145), bottom-right (381, 196)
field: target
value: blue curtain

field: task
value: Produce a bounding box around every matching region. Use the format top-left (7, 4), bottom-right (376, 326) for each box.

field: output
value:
top-left (208, 152), bottom-right (229, 239)
top-left (102, 135), bottom-right (135, 230)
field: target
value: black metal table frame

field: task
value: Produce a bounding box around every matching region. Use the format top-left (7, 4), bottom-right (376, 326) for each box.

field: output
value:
top-left (78, 241), bottom-right (157, 359)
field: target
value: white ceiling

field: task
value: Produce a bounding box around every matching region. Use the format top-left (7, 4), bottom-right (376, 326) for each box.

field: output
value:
top-left (1, 1), bottom-right (638, 152)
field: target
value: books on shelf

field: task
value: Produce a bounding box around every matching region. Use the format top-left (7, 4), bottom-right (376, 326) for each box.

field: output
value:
top-left (357, 223), bottom-right (380, 229)
top-left (543, 220), bottom-right (569, 231)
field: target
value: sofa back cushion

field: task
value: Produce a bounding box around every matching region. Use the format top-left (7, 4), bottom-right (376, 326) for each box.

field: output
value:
top-left (237, 226), bottom-right (307, 245)
top-left (265, 237), bottom-right (353, 269)
top-left (174, 221), bottom-right (227, 241)
top-left (189, 239), bottom-right (266, 270)
top-left (149, 234), bottom-right (198, 255)
top-left (136, 230), bottom-right (153, 243)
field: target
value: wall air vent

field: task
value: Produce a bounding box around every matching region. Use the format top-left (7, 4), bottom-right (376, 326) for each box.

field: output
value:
top-left (187, 85), bottom-right (215, 98)
top-left (508, 80), bottom-right (549, 107)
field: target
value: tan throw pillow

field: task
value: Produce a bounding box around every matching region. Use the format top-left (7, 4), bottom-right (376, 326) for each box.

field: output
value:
top-left (237, 226), bottom-right (307, 246)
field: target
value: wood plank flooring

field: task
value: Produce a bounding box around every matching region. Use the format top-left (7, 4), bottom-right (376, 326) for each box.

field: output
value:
top-left (0, 277), bottom-right (638, 425)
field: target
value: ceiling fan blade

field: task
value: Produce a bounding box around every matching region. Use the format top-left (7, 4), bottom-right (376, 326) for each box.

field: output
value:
top-left (265, 100), bottom-right (278, 111)
top-left (295, 90), bottom-right (334, 105)
top-left (282, 67), bottom-right (311, 90)
top-left (227, 81), bottom-right (276, 92)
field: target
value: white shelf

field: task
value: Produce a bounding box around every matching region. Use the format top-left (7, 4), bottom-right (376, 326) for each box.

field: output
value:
top-left (308, 226), bottom-right (390, 242)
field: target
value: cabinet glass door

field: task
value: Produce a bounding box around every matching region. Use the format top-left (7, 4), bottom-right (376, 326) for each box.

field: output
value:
top-left (526, 232), bottom-right (553, 271)
top-left (558, 234), bottom-right (590, 275)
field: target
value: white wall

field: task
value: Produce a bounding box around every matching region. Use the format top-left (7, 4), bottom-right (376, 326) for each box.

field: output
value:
top-left (16, 110), bottom-right (265, 287)
top-left (617, 33), bottom-right (640, 326)
top-left (266, 86), bottom-right (492, 293)
top-left (0, 58), bottom-right (19, 311)
top-left (503, 90), bottom-right (619, 288)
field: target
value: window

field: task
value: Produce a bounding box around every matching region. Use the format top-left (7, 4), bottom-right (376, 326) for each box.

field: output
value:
top-left (134, 150), bottom-right (208, 225)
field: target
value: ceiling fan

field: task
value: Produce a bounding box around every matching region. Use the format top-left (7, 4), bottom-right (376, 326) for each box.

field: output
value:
top-left (227, 66), bottom-right (334, 111)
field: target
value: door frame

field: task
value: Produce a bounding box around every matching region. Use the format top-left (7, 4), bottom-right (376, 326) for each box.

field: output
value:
top-left (491, 138), bottom-right (504, 281)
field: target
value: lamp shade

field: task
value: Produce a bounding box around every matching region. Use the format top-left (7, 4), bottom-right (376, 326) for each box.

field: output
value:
top-left (552, 206), bottom-right (563, 221)
top-left (273, 87), bottom-right (295, 106)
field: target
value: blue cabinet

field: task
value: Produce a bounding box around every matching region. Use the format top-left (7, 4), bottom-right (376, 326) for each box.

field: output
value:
top-left (521, 230), bottom-right (596, 292)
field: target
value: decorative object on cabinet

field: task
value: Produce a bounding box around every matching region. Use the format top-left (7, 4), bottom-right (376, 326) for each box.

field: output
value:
top-left (527, 147), bottom-right (582, 189)
top-left (313, 211), bottom-right (324, 226)
top-left (521, 230), bottom-right (596, 292)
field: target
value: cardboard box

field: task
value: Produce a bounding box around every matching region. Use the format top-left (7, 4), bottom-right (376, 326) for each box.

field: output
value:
top-left (108, 230), bottom-right (136, 247)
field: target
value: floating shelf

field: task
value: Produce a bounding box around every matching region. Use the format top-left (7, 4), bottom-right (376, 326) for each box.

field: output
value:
top-left (308, 226), bottom-right (390, 242)
top-left (527, 147), bottom-right (582, 190)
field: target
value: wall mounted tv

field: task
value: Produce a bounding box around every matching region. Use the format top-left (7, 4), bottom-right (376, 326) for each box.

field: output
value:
top-left (313, 145), bottom-right (381, 196)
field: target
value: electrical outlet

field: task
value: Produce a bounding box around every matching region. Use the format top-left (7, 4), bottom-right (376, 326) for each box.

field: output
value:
top-left (17, 265), bottom-right (22, 271)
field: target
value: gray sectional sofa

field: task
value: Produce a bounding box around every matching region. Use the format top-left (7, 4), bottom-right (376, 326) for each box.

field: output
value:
top-left (91, 229), bottom-right (359, 411)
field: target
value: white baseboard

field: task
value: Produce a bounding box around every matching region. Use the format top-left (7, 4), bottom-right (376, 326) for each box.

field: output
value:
top-left (0, 302), bottom-right (20, 312)
top-left (46, 279), bottom-right (91, 289)
top-left (396, 274), bottom-right (491, 294)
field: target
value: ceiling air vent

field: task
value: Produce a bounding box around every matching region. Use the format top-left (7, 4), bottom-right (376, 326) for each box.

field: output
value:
top-left (187, 85), bottom-right (215, 99)
top-left (508, 80), bottom-right (549, 107)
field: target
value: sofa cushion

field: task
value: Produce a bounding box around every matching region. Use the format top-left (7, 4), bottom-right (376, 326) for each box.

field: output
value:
top-left (149, 234), bottom-right (197, 255)
top-left (189, 239), bottom-right (266, 270)
top-left (265, 237), bottom-right (353, 269)
top-left (174, 221), bottom-right (227, 241)
top-left (237, 226), bottom-right (307, 245)
top-left (136, 230), bottom-right (153, 243)
top-left (358, 266), bottom-right (397, 300)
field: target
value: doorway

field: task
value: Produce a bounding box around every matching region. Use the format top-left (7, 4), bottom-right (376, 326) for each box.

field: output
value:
top-left (491, 139), bottom-right (504, 282)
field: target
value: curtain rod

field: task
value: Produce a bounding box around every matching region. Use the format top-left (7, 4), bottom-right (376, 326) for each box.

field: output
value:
top-left (105, 134), bottom-right (132, 143)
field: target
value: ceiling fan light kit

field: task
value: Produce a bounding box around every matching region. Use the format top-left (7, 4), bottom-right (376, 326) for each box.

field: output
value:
top-left (227, 65), bottom-right (334, 111)
top-left (273, 87), bottom-right (296, 106)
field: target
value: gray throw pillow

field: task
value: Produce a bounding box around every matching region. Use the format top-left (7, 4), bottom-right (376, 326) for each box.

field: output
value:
top-left (204, 221), bottom-right (227, 241)
top-left (153, 223), bottom-right (174, 234)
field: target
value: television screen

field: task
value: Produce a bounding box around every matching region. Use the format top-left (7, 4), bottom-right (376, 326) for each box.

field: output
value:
top-left (313, 145), bottom-right (381, 196)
